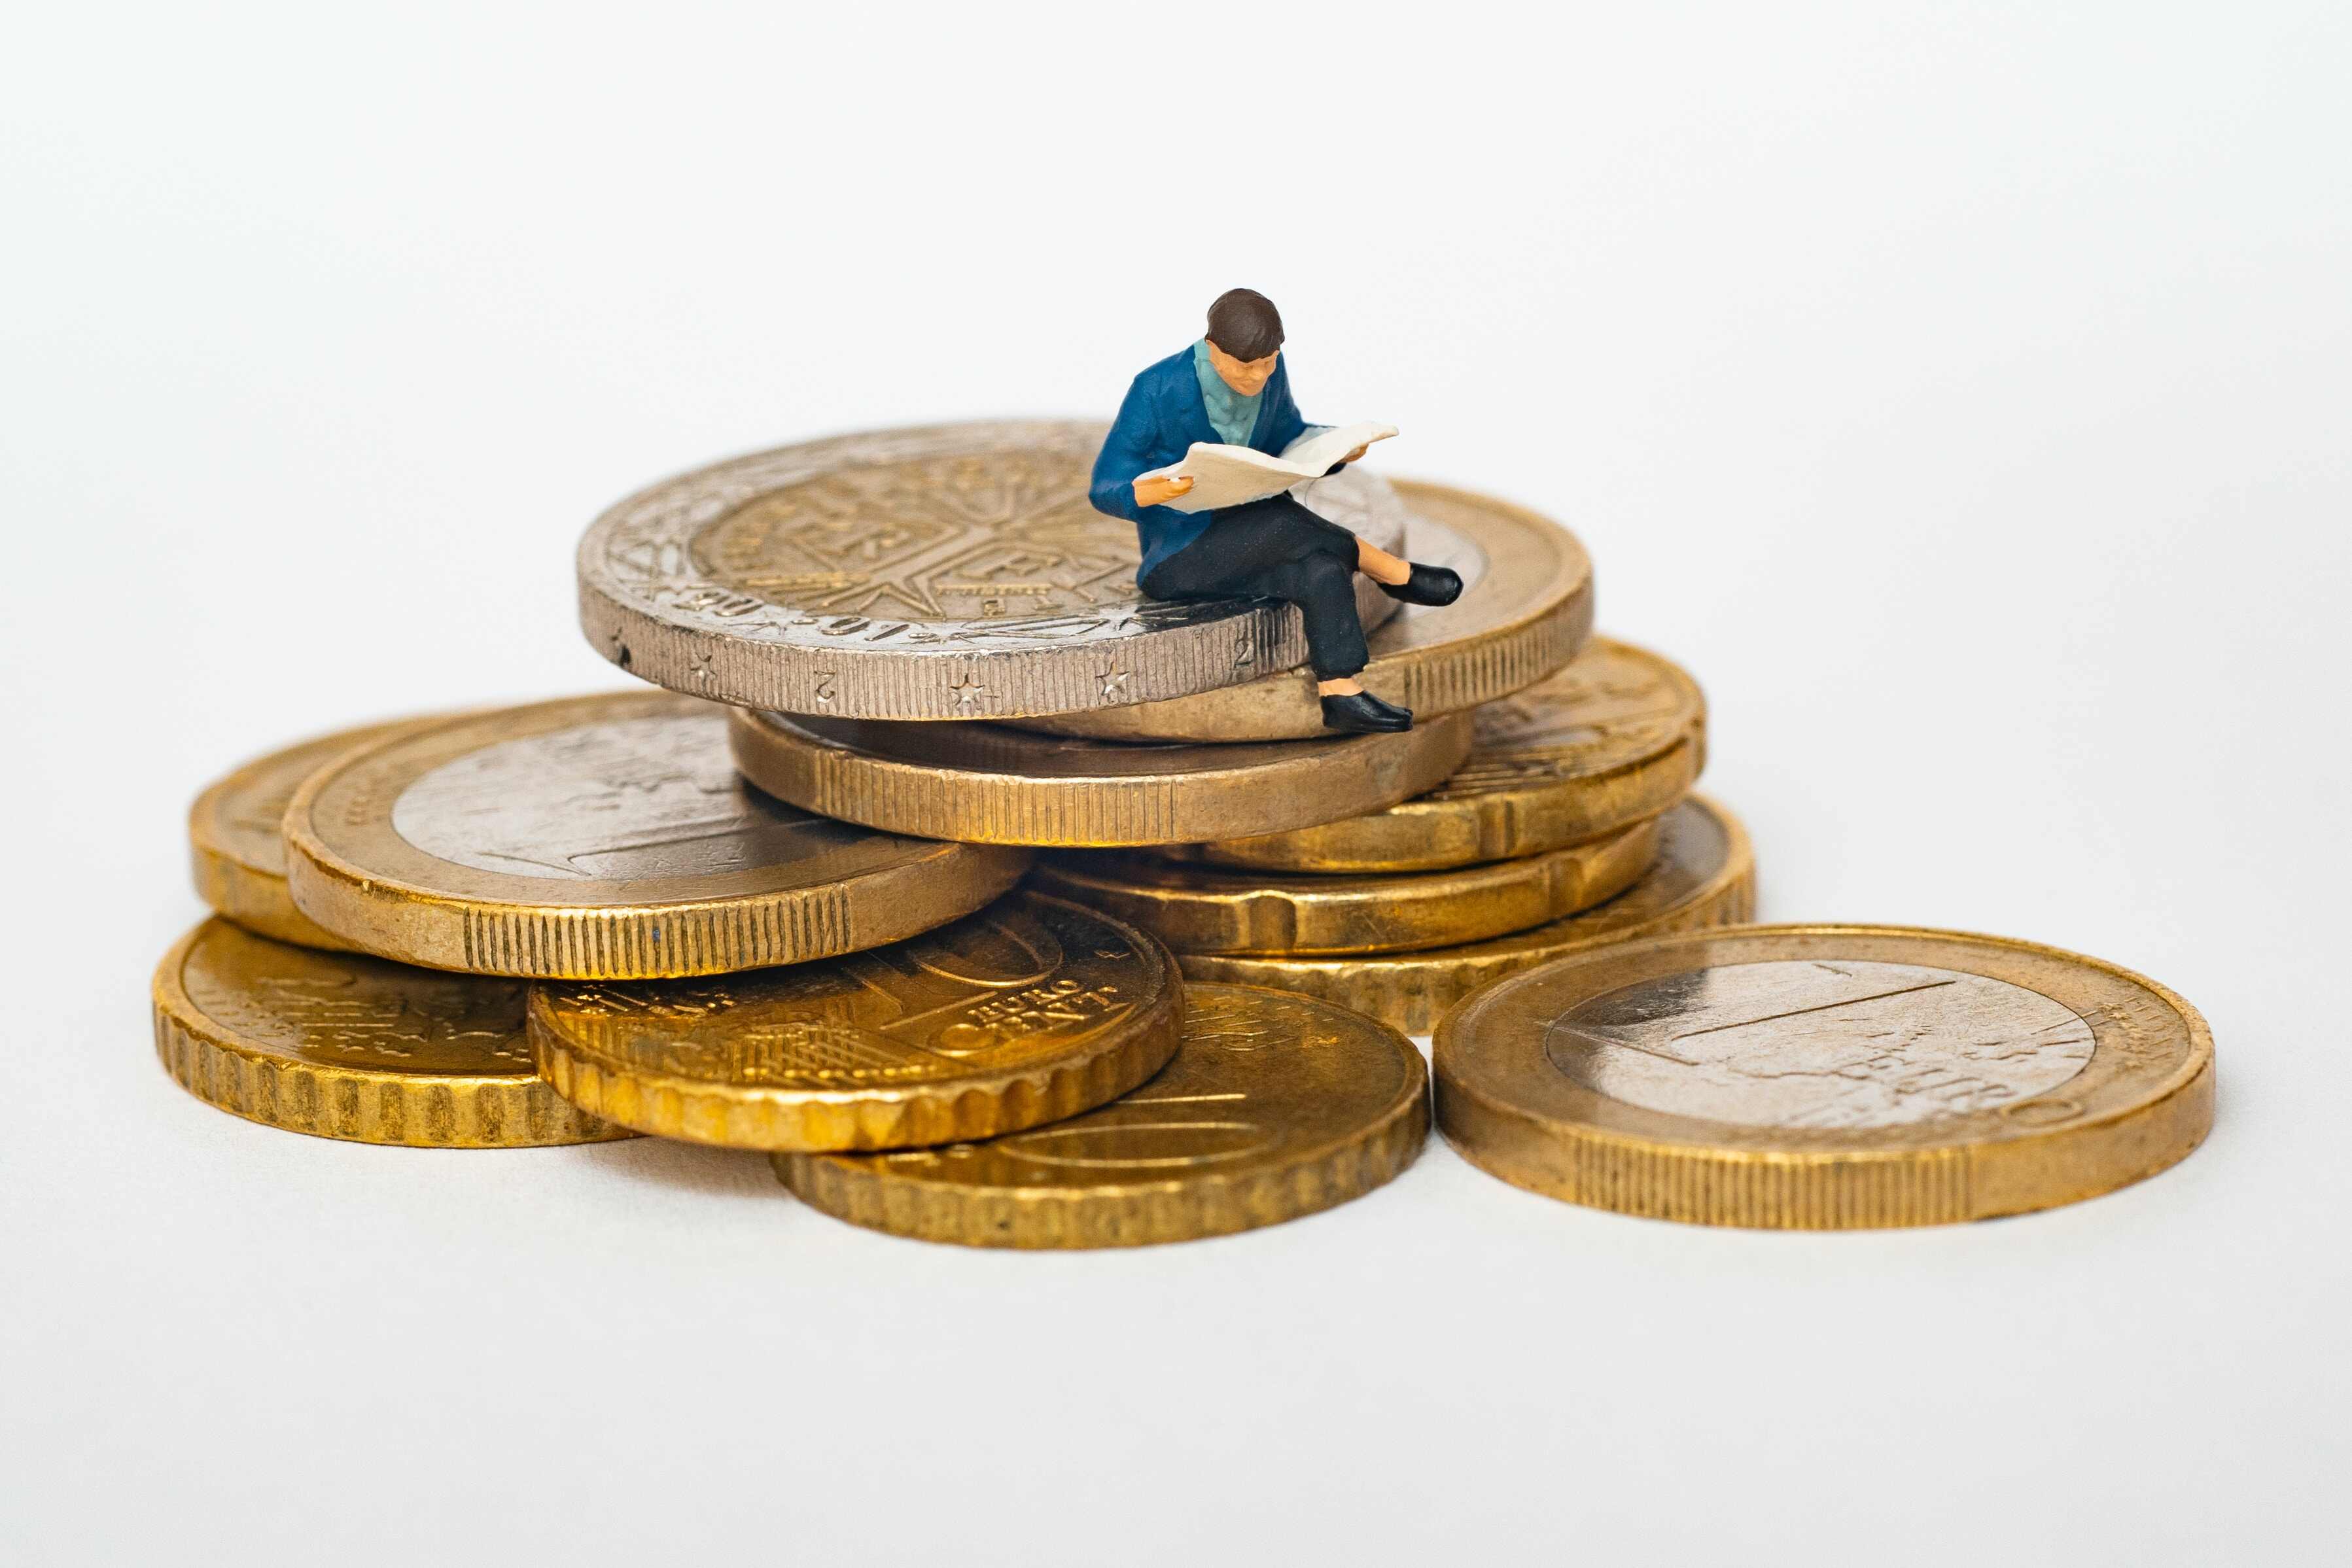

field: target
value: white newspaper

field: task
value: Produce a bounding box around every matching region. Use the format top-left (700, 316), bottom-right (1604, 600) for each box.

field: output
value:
top-left (1138, 421), bottom-right (1397, 512)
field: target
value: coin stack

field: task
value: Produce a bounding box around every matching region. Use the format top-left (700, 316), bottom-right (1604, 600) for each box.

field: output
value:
top-left (154, 419), bottom-right (2213, 1239)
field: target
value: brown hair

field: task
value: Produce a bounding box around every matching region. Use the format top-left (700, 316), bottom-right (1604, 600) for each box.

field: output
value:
top-left (1206, 288), bottom-right (1284, 361)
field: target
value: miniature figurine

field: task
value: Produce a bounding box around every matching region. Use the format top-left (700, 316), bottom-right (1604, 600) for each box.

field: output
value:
top-left (1090, 288), bottom-right (1462, 734)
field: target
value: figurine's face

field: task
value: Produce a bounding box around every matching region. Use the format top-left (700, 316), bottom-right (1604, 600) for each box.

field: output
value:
top-left (1206, 341), bottom-right (1280, 396)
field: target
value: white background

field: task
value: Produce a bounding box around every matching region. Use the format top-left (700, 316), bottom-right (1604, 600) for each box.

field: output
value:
top-left (5, 4), bottom-right (2347, 1563)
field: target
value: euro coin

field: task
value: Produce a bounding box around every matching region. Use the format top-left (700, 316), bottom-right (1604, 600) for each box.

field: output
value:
top-left (1178, 796), bottom-right (1753, 1034)
top-left (529, 892), bottom-right (1180, 1151)
top-left (152, 918), bottom-right (630, 1147)
top-left (726, 706), bottom-right (1473, 848)
top-left (775, 984), bottom-right (1427, 1247)
top-left (1163, 637), bottom-right (1703, 873)
top-left (284, 692), bottom-right (1030, 978)
top-left (1029, 814), bottom-right (1657, 956)
top-left (1011, 479), bottom-right (1593, 742)
top-left (576, 421), bottom-right (1409, 720)
top-left (188, 715), bottom-right (434, 950)
top-left (1434, 924), bottom-right (2214, 1228)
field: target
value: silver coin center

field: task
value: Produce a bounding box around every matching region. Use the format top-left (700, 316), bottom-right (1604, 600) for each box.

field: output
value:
top-left (390, 714), bottom-right (847, 880)
top-left (1543, 959), bottom-right (2093, 1130)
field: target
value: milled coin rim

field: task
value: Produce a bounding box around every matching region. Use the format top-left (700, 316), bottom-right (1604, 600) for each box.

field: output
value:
top-left (1028, 814), bottom-right (1660, 956)
top-left (150, 918), bottom-right (633, 1148)
top-left (1174, 795), bottom-right (1756, 1034)
top-left (1008, 478), bottom-right (1596, 742)
top-left (574, 419), bottom-right (1412, 720)
top-left (771, 983), bottom-right (1431, 1247)
top-left (283, 691), bottom-right (1033, 978)
top-left (1431, 923), bottom-right (2215, 1228)
top-left (726, 706), bottom-right (1475, 847)
top-left (1165, 636), bottom-right (1706, 873)
top-left (527, 893), bottom-right (1185, 1152)
top-left (188, 713), bottom-right (444, 951)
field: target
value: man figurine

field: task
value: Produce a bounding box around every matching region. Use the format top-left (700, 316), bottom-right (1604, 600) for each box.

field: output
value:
top-left (1089, 288), bottom-right (1462, 733)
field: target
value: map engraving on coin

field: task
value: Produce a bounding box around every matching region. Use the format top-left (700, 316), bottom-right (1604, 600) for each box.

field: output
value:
top-left (152, 920), bottom-right (629, 1147)
top-left (285, 693), bottom-right (1030, 978)
top-left (775, 983), bottom-right (1430, 1247)
top-left (391, 715), bottom-right (857, 881)
top-left (1545, 960), bottom-right (2095, 1131)
top-left (1432, 925), bottom-right (2215, 1228)
top-left (529, 892), bottom-right (1183, 1150)
top-left (577, 421), bottom-right (1409, 718)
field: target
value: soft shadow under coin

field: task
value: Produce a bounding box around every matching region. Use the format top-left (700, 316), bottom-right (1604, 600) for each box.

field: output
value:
top-left (569, 1136), bottom-right (786, 1201)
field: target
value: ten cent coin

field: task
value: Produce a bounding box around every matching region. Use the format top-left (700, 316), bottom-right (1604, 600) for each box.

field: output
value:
top-left (1029, 814), bottom-right (1659, 957)
top-left (726, 706), bottom-right (1473, 848)
top-left (1433, 924), bottom-right (2215, 1228)
top-left (1164, 636), bottom-right (1704, 873)
top-left (188, 715), bottom-right (437, 950)
top-left (576, 421), bottom-right (1409, 720)
top-left (152, 918), bottom-right (630, 1147)
top-left (528, 892), bottom-right (1182, 1151)
top-left (775, 984), bottom-right (1428, 1247)
top-left (284, 692), bottom-right (1030, 978)
top-left (1178, 796), bottom-right (1755, 1034)
top-left (1011, 479), bottom-right (1594, 742)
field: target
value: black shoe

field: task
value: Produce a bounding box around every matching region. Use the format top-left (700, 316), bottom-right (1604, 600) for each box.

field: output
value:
top-left (1320, 689), bottom-right (1414, 733)
top-left (1377, 563), bottom-right (1464, 607)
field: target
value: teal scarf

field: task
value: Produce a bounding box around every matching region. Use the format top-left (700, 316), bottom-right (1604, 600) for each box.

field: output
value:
top-left (1192, 338), bottom-right (1263, 445)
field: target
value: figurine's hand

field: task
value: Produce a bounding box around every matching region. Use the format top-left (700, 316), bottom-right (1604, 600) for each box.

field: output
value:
top-left (1134, 474), bottom-right (1195, 508)
top-left (1342, 444), bottom-right (1371, 465)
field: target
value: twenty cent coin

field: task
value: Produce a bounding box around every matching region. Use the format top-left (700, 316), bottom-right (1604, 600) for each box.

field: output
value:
top-left (775, 984), bottom-right (1428, 1247)
top-left (726, 706), bottom-right (1473, 848)
top-left (1165, 636), bottom-right (1704, 873)
top-left (1178, 796), bottom-right (1755, 1034)
top-left (152, 918), bottom-right (630, 1147)
top-left (528, 892), bottom-right (1182, 1151)
top-left (576, 421), bottom-right (1410, 720)
top-left (1433, 924), bottom-right (2215, 1228)
top-left (283, 692), bottom-right (1030, 978)
top-left (1029, 814), bottom-right (1659, 956)
top-left (188, 714), bottom-right (436, 950)
top-left (1012, 479), bottom-right (1594, 742)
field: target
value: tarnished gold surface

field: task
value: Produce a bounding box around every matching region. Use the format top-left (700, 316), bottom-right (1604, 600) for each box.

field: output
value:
top-left (1434, 924), bottom-right (2215, 1228)
top-left (152, 918), bottom-right (630, 1147)
top-left (577, 421), bottom-right (1407, 719)
top-left (1178, 797), bottom-right (1755, 1034)
top-left (1011, 479), bottom-right (1594, 741)
top-left (188, 715), bottom-right (436, 950)
top-left (529, 892), bottom-right (1182, 1151)
top-left (1166, 637), bottom-right (1704, 873)
top-left (776, 984), bottom-right (1428, 1247)
top-left (1029, 814), bottom-right (1658, 957)
top-left (284, 691), bottom-right (1030, 978)
top-left (726, 705), bottom-right (1473, 847)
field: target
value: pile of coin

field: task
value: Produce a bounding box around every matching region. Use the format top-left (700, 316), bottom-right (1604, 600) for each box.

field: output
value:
top-left (154, 421), bottom-right (2213, 1239)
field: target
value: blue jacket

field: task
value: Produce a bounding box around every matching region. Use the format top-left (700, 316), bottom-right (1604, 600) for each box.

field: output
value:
top-left (1089, 345), bottom-right (1310, 581)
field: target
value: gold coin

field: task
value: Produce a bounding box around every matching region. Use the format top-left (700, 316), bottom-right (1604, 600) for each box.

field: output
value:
top-left (1029, 814), bottom-right (1658, 957)
top-left (775, 983), bottom-right (1428, 1247)
top-left (1164, 636), bottom-right (1704, 873)
top-left (726, 706), bottom-right (1473, 847)
top-left (1434, 924), bottom-right (2215, 1228)
top-left (188, 715), bottom-right (436, 950)
top-left (576, 420), bottom-right (1409, 720)
top-left (152, 918), bottom-right (630, 1147)
top-left (529, 892), bottom-right (1182, 1151)
top-left (1010, 479), bottom-right (1594, 742)
top-left (284, 692), bottom-right (1031, 978)
top-left (1178, 797), bottom-right (1755, 1034)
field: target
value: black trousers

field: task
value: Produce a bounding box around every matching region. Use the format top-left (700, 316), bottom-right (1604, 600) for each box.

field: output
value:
top-left (1138, 493), bottom-right (1369, 679)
